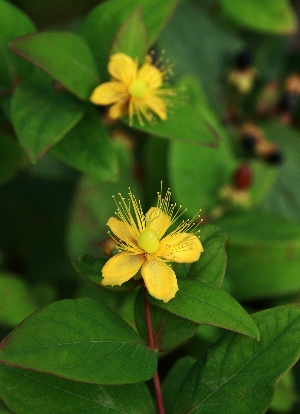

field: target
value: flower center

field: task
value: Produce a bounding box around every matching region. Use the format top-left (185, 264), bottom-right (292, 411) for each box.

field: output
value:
top-left (129, 79), bottom-right (148, 98)
top-left (137, 228), bottom-right (159, 253)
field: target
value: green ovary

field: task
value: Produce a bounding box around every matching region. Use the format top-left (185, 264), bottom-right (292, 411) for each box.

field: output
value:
top-left (137, 228), bottom-right (159, 253)
top-left (129, 79), bottom-right (148, 98)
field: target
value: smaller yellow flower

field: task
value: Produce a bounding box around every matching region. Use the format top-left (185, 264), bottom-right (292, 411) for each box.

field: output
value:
top-left (101, 186), bottom-right (204, 303)
top-left (90, 52), bottom-right (174, 125)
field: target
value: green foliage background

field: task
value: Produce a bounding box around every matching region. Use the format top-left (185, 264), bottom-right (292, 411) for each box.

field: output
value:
top-left (1, 0), bottom-right (300, 413)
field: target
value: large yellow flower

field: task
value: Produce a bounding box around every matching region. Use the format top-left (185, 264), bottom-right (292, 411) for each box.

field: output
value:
top-left (90, 53), bottom-right (174, 125)
top-left (101, 187), bottom-right (204, 303)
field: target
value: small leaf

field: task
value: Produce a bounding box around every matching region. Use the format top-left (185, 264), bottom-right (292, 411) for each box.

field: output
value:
top-left (0, 0), bottom-right (35, 88)
top-left (0, 365), bottom-right (155, 414)
top-left (221, 0), bottom-right (297, 34)
top-left (9, 32), bottom-right (100, 100)
top-left (73, 254), bottom-right (139, 292)
top-left (0, 298), bottom-right (157, 385)
top-left (148, 279), bottom-right (260, 339)
top-left (134, 288), bottom-right (199, 351)
top-left (11, 70), bottom-right (85, 162)
top-left (111, 6), bottom-right (148, 60)
top-left (174, 303), bottom-right (300, 414)
top-left (49, 107), bottom-right (118, 181)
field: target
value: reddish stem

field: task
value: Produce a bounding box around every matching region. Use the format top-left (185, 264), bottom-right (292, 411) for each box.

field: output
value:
top-left (143, 286), bottom-right (165, 414)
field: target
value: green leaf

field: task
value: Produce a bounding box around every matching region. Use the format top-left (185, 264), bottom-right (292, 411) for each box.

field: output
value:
top-left (187, 225), bottom-right (228, 287)
top-left (128, 97), bottom-right (221, 145)
top-left (0, 298), bottom-right (157, 385)
top-left (148, 279), bottom-right (260, 339)
top-left (0, 365), bottom-right (155, 414)
top-left (11, 71), bottom-right (85, 162)
top-left (0, 133), bottom-right (27, 186)
top-left (80, 0), bottom-right (179, 77)
top-left (111, 6), bottom-right (148, 60)
top-left (9, 32), bottom-right (100, 100)
top-left (49, 107), bottom-right (118, 181)
top-left (169, 134), bottom-right (235, 216)
top-left (217, 211), bottom-right (300, 300)
top-left (162, 356), bottom-right (196, 414)
top-left (0, 272), bottom-right (38, 327)
top-left (221, 0), bottom-right (297, 34)
top-left (73, 254), bottom-right (139, 292)
top-left (174, 303), bottom-right (300, 414)
top-left (0, 0), bottom-right (35, 88)
top-left (134, 288), bottom-right (199, 352)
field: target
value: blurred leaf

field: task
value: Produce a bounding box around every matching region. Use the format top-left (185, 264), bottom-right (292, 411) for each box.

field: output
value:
top-left (221, 0), bottom-right (297, 34)
top-left (169, 134), bottom-right (235, 216)
top-left (111, 6), bottom-right (148, 60)
top-left (134, 288), bottom-right (199, 352)
top-left (162, 356), bottom-right (196, 414)
top-left (0, 0), bottom-right (35, 89)
top-left (73, 254), bottom-right (139, 292)
top-left (49, 107), bottom-right (118, 181)
top-left (262, 121), bottom-right (300, 222)
top-left (270, 370), bottom-right (296, 412)
top-left (67, 138), bottom-right (140, 256)
top-left (11, 71), bottom-right (85, 162)
top-left (0, 298), bottom-right (157, 385)
top-left (9, 32), bottom-right (100, 100)
top-left (174, 303), bottom-right (300, 414)
top-left (148, 279), bottom-right (260, 339)
top-left (158, 2), bottom-right (244, 110)
top-left (0, 133), bottom-right (27, 185)
top-left (217, 211), bottom-right (300, 300)
top-left (80, 0), bottom-right (179, 77)
top-left (0, 272), bottom-right (38, 327)
top-left (0, 365), bottom-right (155, 414)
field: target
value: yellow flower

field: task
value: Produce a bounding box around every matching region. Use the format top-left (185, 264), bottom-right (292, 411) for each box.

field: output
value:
top-left (101, 186), bottom-right (204, 303)
top-left (90, 52), bottom-right (174, 125)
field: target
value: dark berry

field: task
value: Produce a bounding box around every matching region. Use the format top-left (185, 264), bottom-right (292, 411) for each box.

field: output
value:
top-left (241, 133), bottom-right (256, 149)
top-left (233, 164), bottom-right (252, 190)
top-left (235, 50), bottom-right (252, 70)
top-left (265, 151), bottom-right (283, 165)
top-left (278, 93), bottom-right (298, 112)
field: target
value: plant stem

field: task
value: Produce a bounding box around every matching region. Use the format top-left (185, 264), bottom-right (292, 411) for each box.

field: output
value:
top-left (143, 286), bottom-right (165, 414)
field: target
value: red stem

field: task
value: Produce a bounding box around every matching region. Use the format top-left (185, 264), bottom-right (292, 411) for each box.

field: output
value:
top-left (143, 286), bottom-right (165, 414)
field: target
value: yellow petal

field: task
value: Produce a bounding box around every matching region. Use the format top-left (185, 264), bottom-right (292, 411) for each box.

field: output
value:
top-left (145, 94), bottom-right (167, 120)
top-left (108, 53), bottom-right (138, 85)
top-left (145, 207), bottom-right (171, 239)
top-left (90, 81), bottom-right (126, 105)
top-left (138, 62), bottom-right (163, 89)
top-left (141, 257), bottom-right (178, 303)
top-left (108, 99), bottom-right (129, 119)
top-left (102, 252), bottom-right (144, 286)
top-left (106, 217), bottom-right (137, 245)
top-left (157, 233), bottom-right (204, 263)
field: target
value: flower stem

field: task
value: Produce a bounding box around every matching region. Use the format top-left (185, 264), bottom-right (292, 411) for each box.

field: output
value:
top-left (143, 286), bottom-right (165, 414)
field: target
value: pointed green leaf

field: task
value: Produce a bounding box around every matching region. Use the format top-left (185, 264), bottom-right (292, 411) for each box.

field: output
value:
top-left (11, 71), bottom-right (85, 162)
top-left (221, 0), bottom-right (297, 34)
top-left (111, 6), bottom-right (148, 60)
top-left (174, 304), bottom-right (300, 413)
top-left (0, 365), bottom-right (155, 414)
top-left (0, 298), bottom-right (157, 385)
top-left (0, 0), bottom-right (35, 88)
top-left (49, 107), bottom-right (118, 181)
top-left (9, 32), bottom-right (100, 100)
top-left (80, 0), bottom-right (179, 77)
top-left (73, 254), bottom-right (139, 292)
top-left (134, 288), bottom-right (199, 352)
top-left (148, 279), bottom-right (260, 339)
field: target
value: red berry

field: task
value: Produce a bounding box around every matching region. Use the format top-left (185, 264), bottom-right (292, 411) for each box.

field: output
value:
top-left (233, 164), bottom-right (252, 190)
